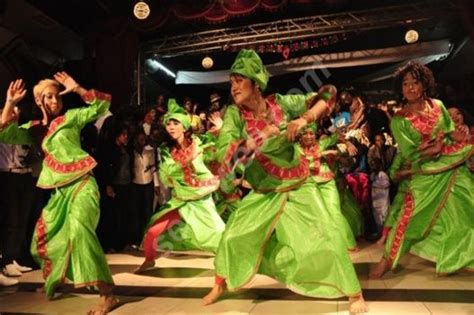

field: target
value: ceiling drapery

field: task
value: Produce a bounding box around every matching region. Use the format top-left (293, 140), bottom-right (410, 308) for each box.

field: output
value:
top-left (132, 0), bottom-right (312, 31)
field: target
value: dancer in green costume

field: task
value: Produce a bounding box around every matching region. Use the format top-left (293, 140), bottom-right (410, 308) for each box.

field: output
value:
top-left (202, 50), bottom-right (367, 313)
top-left (298, 124), bottom-right (360, 250)
top-left (370, 61), bottom-right (474, 278)
top-left (134, 99), bottom-right (225, 273)
top-left (0, 74), bottom-right (118, 314)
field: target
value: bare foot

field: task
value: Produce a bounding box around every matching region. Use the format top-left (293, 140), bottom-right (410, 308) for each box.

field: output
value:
top-left (87, 295), bottom-right (119, 315)
top-left (35, 285), bottom-right (45, 294)
top-left (349, 294), bottom-right (368, 313)
top-left (202, 284), bottom-right (225, 305)
top-left (348, 246), bottom-right (360, 253)
top-left (376, 234), bottom-right (387, 246)
top-left (369, 258), bottom-right (390, 279)
top-left (133, 260), bottom-right (155, 274)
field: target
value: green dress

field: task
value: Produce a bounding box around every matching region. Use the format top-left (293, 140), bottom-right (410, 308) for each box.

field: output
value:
top-left (384, 99), bottom-right (474, 274)
top-left (0, 90), bottom-right (114, 297)
top-left (145, 136), bottom-right (225, 252)
top-left (299, 135), bottom-right (360, 250)
top-left (214, 93), bottom-right (362, 298)
top-left (198, 132), bottom-right (242, 223)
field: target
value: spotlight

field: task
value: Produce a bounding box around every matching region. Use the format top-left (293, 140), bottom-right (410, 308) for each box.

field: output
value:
top-left (145, 59), bottom-right (176, 78)
top-left (134, 1), bottom-right (150, 20)
top-left (202, 56), bottom-right (214, 69)
top-left (405, 30), bottom-right (419, 44)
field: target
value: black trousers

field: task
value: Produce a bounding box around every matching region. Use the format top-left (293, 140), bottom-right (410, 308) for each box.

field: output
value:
top-left (0, 172), bottom-right (36, 266)
top-left (97, 183), bottom-right (133, 251)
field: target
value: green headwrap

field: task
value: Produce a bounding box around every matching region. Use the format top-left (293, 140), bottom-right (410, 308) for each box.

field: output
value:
top-left (301, 122), bottom-right (318, 134)
top-left (230, 49), bottom-right (269, 91)
top-left (163, 98), bottom-right (191, 130)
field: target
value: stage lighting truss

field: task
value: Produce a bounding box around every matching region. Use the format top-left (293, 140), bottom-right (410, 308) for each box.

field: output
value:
top-left (144, 0), bottom-right (455, 57)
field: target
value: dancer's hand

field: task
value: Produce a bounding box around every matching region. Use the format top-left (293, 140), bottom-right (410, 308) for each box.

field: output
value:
top-left (394, 169), bottom-right (412, 181)
top-left (54, 72), bottom-right (80, 95)
top-left (6, 79), bottom-right (27, 106)
top-left (346, 141), bottom-right (358, 156)
top-left (208, 112), bottom-right (223, 131)
top-left (286, 118), bottom-right (307, 142)
top-left (262, 124), bottom-right (280, 140)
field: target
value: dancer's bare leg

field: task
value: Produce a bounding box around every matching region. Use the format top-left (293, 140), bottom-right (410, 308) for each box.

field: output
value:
top-left (369, 257), bottom-right (390, 279)
top-left (202, 279), bottom-right (226, 306)
top-left (87, 283), bottom-right (119, 315)
top-left (349, 294), bottom-right (368, 313)
top-left (133, 259), bottom-right (156, 274)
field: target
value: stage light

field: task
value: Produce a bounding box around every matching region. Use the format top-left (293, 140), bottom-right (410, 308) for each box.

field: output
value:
top-left (405, 30), bottom-right (419, 44)
top-left (134, 1), bottom-right (150, 20)
top-left (202, 56), bottom-right (214, 69)
top-left (145, 59), bottom-right (176, 78)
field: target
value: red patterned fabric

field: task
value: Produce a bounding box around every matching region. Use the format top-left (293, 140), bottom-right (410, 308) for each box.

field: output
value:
top-left (241, 95), bottom-right (308, 180)
top-left (240, 94), bottom-right (283, 145)
top-left (441, 141), bottom-right (468, 155)
top-left (36, 214), bottom-right (52, 279)
top-left (255, 152), bottom-right (308, 180)
top-left (388, 192), bottom-right (414, 266)
top-left (81, 89), bottom-right (112, 103)
top-left (44, 116), bottom-right (65, 141)
top-left (44, 155), bottom-right (96, 174)
top-left (171, 142), bottom-right (219, 187)
top-left (399, 99), bottom-right (441, 142)
top-left (400, 99), bottom-right (470, 155)
top-left (345, 172), bottom-right (370, 209)
top-left (221, 190), bottom-right (242, 200)
top-left (41, 115), bottom-right (97, 174)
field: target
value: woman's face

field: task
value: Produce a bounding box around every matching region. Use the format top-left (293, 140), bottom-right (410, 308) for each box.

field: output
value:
top-left (300, 129), bottom-right (316, 148)
top-left (374, 134), bottom-right (385, 148)
top-left (116, 129), bottom-right (129, 146)
top-left (146, 109), bottom-right (156, 121)
top-left (448, 107), bottom-right (464, 125)
top-left (166, 119), bottom-right (185, 140)
top-left (38, 85), bottom-right (63, 117)
top-left (402, 72), bottom-right (424, 104)
top-left (135, 133), bottom-right (147, 148)
top-left (230, 74), bottom-right (256, 107)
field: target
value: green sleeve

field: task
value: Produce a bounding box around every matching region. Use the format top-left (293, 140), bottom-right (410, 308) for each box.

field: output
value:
top-left (318, 134), bottom-right (338, 152)
top-left (390, 116), bottom-right (421, 164)
top-left (0, 122), bottom-right (33, 145)
top-left (158, 151), bottom-right (175, 188)
top-left (71, 90), bottom-right (111, 129)
top-left (216, 105), bottom-right (245, 163)
top-left (215, 105), bottom-right (247, 193)
top-left (436, 100), bottom-right (455, 135)
top-left (198, 133), bottom-right (218, 164)
top-left (388, 153), bottom-right (404, 179)
top-left (276, 93), bottom-right (316, 120)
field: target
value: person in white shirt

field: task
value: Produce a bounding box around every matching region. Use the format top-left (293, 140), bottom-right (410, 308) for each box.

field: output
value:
top-left (142, 107), bottom-right (157, 136)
